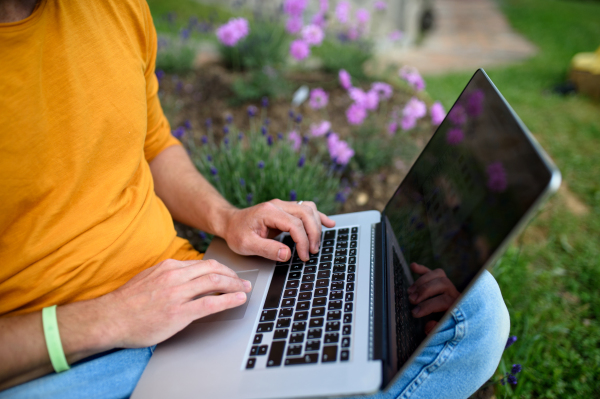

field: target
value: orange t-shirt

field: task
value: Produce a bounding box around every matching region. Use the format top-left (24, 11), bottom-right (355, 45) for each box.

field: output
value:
top-left (0, 0), bottom-right (202, 317)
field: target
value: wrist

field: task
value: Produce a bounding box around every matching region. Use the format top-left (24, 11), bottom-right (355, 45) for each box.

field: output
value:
top-left (209, 204), bottom-right (238, 241)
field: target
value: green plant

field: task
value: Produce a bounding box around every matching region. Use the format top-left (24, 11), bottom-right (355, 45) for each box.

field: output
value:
top-left (230, 69), bottom-right (292, 105)
top-left (312, 39), bottom-right (373, 81)
top-left (156, 35), bottom-right (197, 74)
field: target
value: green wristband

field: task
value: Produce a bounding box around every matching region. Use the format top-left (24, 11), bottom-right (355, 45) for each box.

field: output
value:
top-left (42, 305), bottom-right (70, 373)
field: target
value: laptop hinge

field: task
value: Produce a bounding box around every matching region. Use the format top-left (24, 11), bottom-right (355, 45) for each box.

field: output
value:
top-left (369, 221), bottom-right (388, 370)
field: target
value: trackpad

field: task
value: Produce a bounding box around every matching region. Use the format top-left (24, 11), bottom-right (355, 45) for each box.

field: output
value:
top-left (194, 270), bottom-right (259, 323)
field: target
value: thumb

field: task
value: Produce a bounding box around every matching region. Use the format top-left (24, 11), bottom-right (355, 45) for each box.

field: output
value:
top-left (252, 236), bottom-right (292, 262)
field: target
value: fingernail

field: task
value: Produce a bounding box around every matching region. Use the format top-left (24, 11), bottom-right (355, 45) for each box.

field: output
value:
top-left (277, 248), bottom-right (287, 261)
top-left (236, 292), bottom-right (247, 301)
top-left (243, 280), bottom-right (252, 290)
top-left (412, 306), bottom-right (420, 316)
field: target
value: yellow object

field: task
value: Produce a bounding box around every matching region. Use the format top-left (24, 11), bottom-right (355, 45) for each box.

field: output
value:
top-left (0, 0), bottom-right (202, 317)
top-left (570, 46), bottom-right (600, 75)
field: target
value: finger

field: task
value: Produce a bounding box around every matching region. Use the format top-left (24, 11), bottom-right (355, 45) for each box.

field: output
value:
top-left (410, 262), bottom-right (432, 275)
top-left (412, 294), bottom-right (457, 318)
top-left (425, 320), bottom-right (438, 335)
top-left (183, 272), bottom-right (251, 299)
top-left (275, 200), bottom-right (322, 254)
top-left (409, 276), bottom-right (458, 305)
top-left (319, 212), bottom-right (336, 228)
top-left (245, 234), bottom-right (292, 262)
top-left (177, 259), bottom-right (240, 282)
top-left (407, 267), bottom-right (444, 294)
top-left (262, 205), bottom-right (311, 261)
top-left (186, 291), bottom-right (247, 320)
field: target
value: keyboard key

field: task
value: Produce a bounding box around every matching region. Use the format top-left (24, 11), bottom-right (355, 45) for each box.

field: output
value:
top-left (333, 265), bottom-right (346, 273)
top-left (336, 241), bottom-right (348, 249)
top-left (327, 310), bottom-right (342, 321)
top-left (309, 317), bottom-right (324, 328)
top-left (345, 292), bottom-right (354, 302)
top-left (319, 262), bottom-right (332, 270)
top-left (324, 333), bottom-right (340, 344)
top-left (290, 264), bottom-right (303, 272)
top-left (292, 253), bottom-right (303, 263)
top-left (335, 249), bottom-right (347, 257)
top-left (253, 334), bottom-right (263, 344)
top-left (310, 307), bottom-right (326, 317)
top-left (320, 254), bottom-right (333, 262)
top-left (304, 266), bottom-right (316, 274)
top-left (283, 289), bottom-right (297, 298)
top-left (313, 297), bottom-right (327, 307)
top-left (314, 288), bottom-right (328, 297)
top-left (344, 303), bottom-right (353, 312)
top-left (292, 321), bottom-right (307, 331)
top-left (322, 345), bottom-right (338, 362)
top-left (264, 265), bottom-right (289, 309)
top-left (350, 242), bottom-right (357, 249)
top-left (289, 272), bottom-right (301, 280)
top-left (317, 271), bottom-right (330, 279)
top-left (331, 282), bottom-right (344, 291)
top-left (330, 291), bottom-right (343, 300)
top-left (310, 252), bottom-right (319, 259)
top-left (302, 274), bottom-right (315, 283)
top-left (285, 353), bottom-right (319, 366)
top-left (338, 234), bottom-right (349, 241)
top-left (282, 298), bottom-right (295, 307)
top-left (257, 323), bottom-right (274, 333)
top-left (306, 258), bottom-right (318, 266)
top-left (283, 235), bottom-right (295, 248)
top-left (316, 279), bottom-right (329, 288)
top-left (351, 234), bottom-right (358, 241)
top-left (346, 282), bottom-right (355, 291)
top-left (260, 310), bottom-right (277, 322)
top-left (347, 273), bottom-right (355, 282)
top-left (307, 328), bottom-right (322, 339)
top-left (348, 265), bottom-right (356, 273)
top-left (341, 337), bottom-right (350, 348)
top-left (321, 247), bottom-right (334, 255)
top-left (298, 292), bottom-right (312, 301)
top-left (300, 283), bottom-right (314, 292)
top-left (276, 261), bottom-right (289, 267)
top-left (258, 345), bottom-right (269, 355)
top-left (286, 280), bottom-right (299, 289)
top-left (296, 301), bottom-right (310, 311)
top-left (339, 228), bottom-right (349, 234)
top-left (334, 257), bottom-right (346, 265)
top-left (343, 314), bottom-right (352, 323)
top-left (305, 340), bottom-right (320, 352)
top-left (279, 308), bottom-right (293, 318)
top-left (267, 341), bottom-right (285, 367)
top-left (341, 350), bottom-right (350, 361)
top-left (324, 230), bottom-right (336, 239)
top-left (287, 345), bottom-right (302, 356)
top-left (250, 346), bottom-right (258, 356)
top-left (294, 311), bottom-right (309, 321)
top-left (328, 300), bottom-right (342, 310)
top-left (276, 318), bottom-right (291, 328)
top-left (342, 325), bottom-right (351, 335)
top-left (332, 273), bottom-right (345, 282)
top-left (349, 249), bottom-right (357, 256)
top-left (326, 321), bottom-right (340, 331)
top-left (274, 329), bottom-right (289, 340)
top-left (246, 358), bottom-right (256, 369)
top-left (351, 227), bottom-right (358, 233)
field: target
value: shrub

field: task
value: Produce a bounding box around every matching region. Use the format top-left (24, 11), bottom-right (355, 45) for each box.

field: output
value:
top-left (156, 34), bottom-right (197, 74)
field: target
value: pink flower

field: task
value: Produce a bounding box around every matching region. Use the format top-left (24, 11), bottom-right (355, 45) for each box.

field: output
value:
top-left (286, 17), bottom-right (303, 34)
top-left (387, 121), bottom-right (398, 135)
top-left (309, 88), bottom-right (329, 109)
top-left (290, 40), bottom-right (310, 61)
top-left (327, 133), bottom-right (355, 165)
top-left (487, 162), bottom-right (508, 192)
top-left (448, 104), bottom-right (467, 126)
top-left (288, 130), bottom-right (302, 151)
top-left (346, 103), bottom-right (367, 125)
top-left (374, 1), bottom-right (387, 11)
top-left (389, 30), bottom-right (403, 41)
top-left (467, 89), bottom-right (485, 117)
top-left (339, 69), bottom-right (352, 89)
top-left (401, 115), bottom-right (416, 130)
top-left (403, 97), bottom-right (427, 119)
top-left (319, 0), bottom-right (329, 13)
top-left (310, 120), bottom-right (331, 136)
top-left (399, 65), bottom-right (425, 91)
top-left (371, 82), bottom-right (393, 100)
top-left (335, 1), bottom-right (351, 24)
top-left (446, 127), bottom-right (464, 145)
top-left (430, 102), bottom-right (445, 125)
top-left (216, 18), bottom-right (250, 47)
top-left (348, 87), bottom-right (367, 105)
top-left (356, 9), bottom-right (370, 25)
top-left (301, 24), bottom-right (325, 46)
top-left (311, 12), bottom-right (327, 29)
top-left (365, 90), bottom-right (379, 110)
top-left (283, 0), bottom-right (308, 17)
top-left (347, 26), bottom-right (359, 41)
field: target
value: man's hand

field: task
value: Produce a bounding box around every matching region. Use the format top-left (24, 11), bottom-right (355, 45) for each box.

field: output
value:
top-left (100, 258), bottom-right (252, 348)
top-left (407, 263), bottom-right (460, 335)
top-left (222, 199), bottom-right (336, 263)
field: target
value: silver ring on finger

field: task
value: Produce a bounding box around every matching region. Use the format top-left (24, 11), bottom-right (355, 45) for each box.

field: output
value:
top-left (297, 201), bottom-right (303, 205)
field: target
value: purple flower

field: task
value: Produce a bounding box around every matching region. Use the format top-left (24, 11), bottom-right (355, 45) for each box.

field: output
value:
top-left (348, 87), bottom-right (367, 105)
top-left (507, 374), bottom-right (518, 385)
top-left (238, 132), bottom-right (244, 140)
top-left (290, 39), bottom-right (310, 61)
top-left (335, 192), bottom-right (346, 203)
top-left (511, 364), bottom-right (522, 375)
top-left (184, 120), bottom-right (192, 130)
top-left (295, 114), bottom-right (303, 123)
top-left (388, 121), bottom-right (398, 135)
top-left (267, 135), bottom-right (273, 146)
top-left (239, 178), bottom-right (245, 186)
top-left (277, 132), bottom-right (284, 140)
top-left (347, 26), bottom-right (359, 41)
top-left (264, 118), bottom-right (271, 126)
top-left (205, 118), bottom-right (212, 127)
top-left (310, 120), bottom-right (331, 137)
top-left (210, 166), bottom-right (218, 175)
top-left (446, 127), bottom-right (464, 145)
top-left (155, 69), bottom-right (165, 81)
top-left (311, 12), bottom-right (327, 29)
top-left (286, 16), bottom-right (303, 34)
top-left (399, 65), bottom-right (425, 91)
top-left (335, 1), bottom-right (351, 24)
top-left (401, 115), bottom-right (416, 130)
top-left (319, 0), bottom-right (329, 13)
top-left (309, 88), bottom-right (329, 109)
top-left (288, 110), bottom-right (295, 119)
top-left (201, 136), bottom-right (208, 144)
top-left (216, 17), bottom-right (249, 47)
top-left (371, 82), bottom-right (393, 100)
top-left (448, 104), bottom-right (467, 125)
top-left (172, 127), bottom-right (185, 138)
top-left (261, 126), bottom-right (267, 135)
top-left (206, 155), bottom-right (212, 162)
top-left (298, 155), bottom-right (305, 168)
top-left (346, 103), bottom-right (367, 125)
top-left (403, 97), bottom-right (427, 119)
top-left (246, 193), bottom-right (253, 205)
top-left (258, 160), bottom-right (265, 169)
top-left (487, 162), bottom-right (508, 192)
top-left (389, 30), bottom-right (403, 41)
top-left (339, 69), bottom-right (352, 90)
top-left (226, 114), bottom-right (233, 124)
top-left (288, 131), bottom-right (302, 151)
top-left (364, 90), bottom-right (379, 110)
top-left (283, 0), bottom-right (308, 17)
top-left (261, 96), bottom-right (269, 108)
top-left (327, 133), bottom-right (355, 165)
top-left (467, 89), bottom-right (485, 117)
top-left (430, 102), bottom-right (446, 125)
top-left (356, 8), bottom-right (370, 26)
top-left (223, 137), bottom-right (229, 146)
top-left (223, 126), bottom-right (229, 134)
top-left (198, 231), bottom-right (207, 240)
top-left (374, 1), bottom-right (387, 11)
top-left (247, 105), bottom-right (258, 117)
top-left (290, 190), bottom-right (297, 201)
top-left (301, 25), bottom-right (325, 46)
top-left (180, 28), bottom-right (190, 40)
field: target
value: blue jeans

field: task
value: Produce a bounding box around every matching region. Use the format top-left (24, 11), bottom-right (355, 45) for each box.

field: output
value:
top-left (1, 271), bottom-right (509, 399)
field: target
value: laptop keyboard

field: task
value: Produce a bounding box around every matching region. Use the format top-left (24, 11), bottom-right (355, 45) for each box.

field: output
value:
top-left (244, 227), bottom-right (359, 369)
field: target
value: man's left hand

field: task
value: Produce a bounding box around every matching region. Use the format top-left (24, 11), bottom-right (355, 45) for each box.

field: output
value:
top-left (222, 199), bottom-right (336, 263)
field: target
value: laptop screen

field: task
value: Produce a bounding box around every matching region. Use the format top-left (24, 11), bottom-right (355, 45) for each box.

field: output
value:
top-left (382, 69), bottom-right (556, 378)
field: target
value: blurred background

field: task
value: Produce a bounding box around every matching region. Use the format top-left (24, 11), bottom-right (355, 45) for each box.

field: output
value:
top-left (146, 0), bottom-right (600, 396)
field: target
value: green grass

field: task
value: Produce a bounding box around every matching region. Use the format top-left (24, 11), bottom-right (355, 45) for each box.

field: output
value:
top-left (425, 0), bottom-right (600, 396)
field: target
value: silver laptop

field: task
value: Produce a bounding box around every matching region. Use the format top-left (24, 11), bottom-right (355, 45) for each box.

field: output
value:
top-left (132, 69), bottom-right (561, 399)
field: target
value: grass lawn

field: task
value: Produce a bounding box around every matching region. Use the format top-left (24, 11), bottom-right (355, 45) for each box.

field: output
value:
top-left (425, 0), bottom-right (600, 397)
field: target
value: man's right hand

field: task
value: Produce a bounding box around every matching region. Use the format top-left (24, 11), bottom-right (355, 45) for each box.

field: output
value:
top-left (100, 258), bottom-right (252, 348)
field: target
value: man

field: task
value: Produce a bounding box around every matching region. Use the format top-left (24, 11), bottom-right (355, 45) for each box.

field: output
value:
top-left (0, 1), bottom-right (509, 398)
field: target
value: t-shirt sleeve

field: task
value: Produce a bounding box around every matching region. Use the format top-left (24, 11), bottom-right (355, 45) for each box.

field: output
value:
top-left (140, 0), bottom-right (181, 163)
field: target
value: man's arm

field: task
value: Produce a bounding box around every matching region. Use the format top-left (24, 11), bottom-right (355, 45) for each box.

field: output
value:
top-left (149, 145), bottom-right (336, 262)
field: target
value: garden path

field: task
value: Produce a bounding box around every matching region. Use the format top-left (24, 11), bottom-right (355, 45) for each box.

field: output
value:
top-left (374, 0), bottom-right (537, 75)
